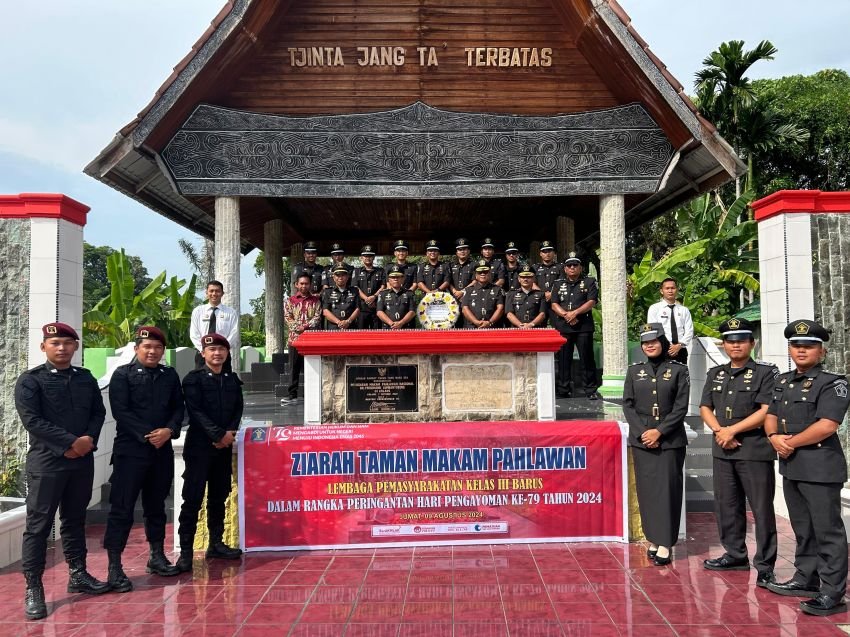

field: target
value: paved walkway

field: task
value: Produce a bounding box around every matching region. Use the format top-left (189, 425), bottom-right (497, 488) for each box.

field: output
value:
top-left (1, 513), bottom-right (849, 636)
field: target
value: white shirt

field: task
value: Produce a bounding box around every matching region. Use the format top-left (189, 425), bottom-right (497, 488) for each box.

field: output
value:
top-left (647, 300), bottom-right (694, 349)
top-left (190, 302), bottom-right (240, 352)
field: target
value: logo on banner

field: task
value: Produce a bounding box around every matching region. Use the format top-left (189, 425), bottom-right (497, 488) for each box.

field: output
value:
top-left (250, 428), bottom-right (267, 443)
top-left (272, 428), bottom-right (293, 441)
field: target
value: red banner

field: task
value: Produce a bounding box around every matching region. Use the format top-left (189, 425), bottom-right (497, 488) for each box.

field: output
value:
top-left (237, 420), bottom-right (627, 551)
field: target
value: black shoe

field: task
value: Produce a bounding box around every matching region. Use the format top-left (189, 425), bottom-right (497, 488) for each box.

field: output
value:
top-left (206, 541), bottom-right (242, 560)
top-left (146, 542), bottom-right (180, 577)
top-left (646, 548), bottom-right (657, 559)
top-left (175, 552), bottom-right (193, 573)
top-left (801, 594), bottom-right (847, 616)
top-left (107, 550), bottom-right (133, 593)
top-left (756, 571), bottom-right (775, 588)
top-left (766, 579), bottom-right (820, 598)
top-left (67, 558), bottom-right (111, 595)
top-left (653, 549), bottom-right (672, 566)
top-left (587, 391), bottom-right (602, 400)
top-left (24, 571), bottom-right (47, 620)
top-left (703, 555), bottom-right (750, 571)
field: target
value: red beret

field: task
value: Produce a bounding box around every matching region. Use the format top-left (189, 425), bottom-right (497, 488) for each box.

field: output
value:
top-left (42, 322), bottom-right (79, 340)
top-left (202, 333), bottom-right (230, 349)
top-left (136, 326), bottom-right (166, 346)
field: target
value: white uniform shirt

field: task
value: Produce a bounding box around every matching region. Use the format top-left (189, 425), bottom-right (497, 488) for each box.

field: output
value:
top-left (190, 302), bottom-right (239, 352)
top-left (647, 300), bottom-right (694, 349)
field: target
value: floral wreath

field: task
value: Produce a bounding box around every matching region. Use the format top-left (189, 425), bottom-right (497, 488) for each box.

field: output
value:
top-left (417, 291), bottom-right (460, 330)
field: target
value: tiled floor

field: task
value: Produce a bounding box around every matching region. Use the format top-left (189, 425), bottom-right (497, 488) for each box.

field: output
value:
top-left (1, 514), bottom-right (849, 636)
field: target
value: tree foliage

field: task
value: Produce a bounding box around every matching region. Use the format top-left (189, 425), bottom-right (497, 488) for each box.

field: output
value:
top-left (83, 243), bottom-right (151, 311)
top-left (752, 69), bottom-right (850, 194)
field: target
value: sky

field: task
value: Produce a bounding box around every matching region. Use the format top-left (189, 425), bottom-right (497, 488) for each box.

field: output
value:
top-left (1, 0), bottom-right (848, 308)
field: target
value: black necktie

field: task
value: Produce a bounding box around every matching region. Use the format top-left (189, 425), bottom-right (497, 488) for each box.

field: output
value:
top-left (668, 305), bottom-right (678, 343)
top-left (208, 307), bottom-right (218, 334)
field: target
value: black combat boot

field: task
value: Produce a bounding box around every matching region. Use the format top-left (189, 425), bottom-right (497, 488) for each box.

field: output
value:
top-left (67, 556), bottom-right (111, 594)
top-left (146, 541), bottom-right (180, 576)
top-left (24, 571), bottom-right (47, 620)
top-left (175, 541), bottom-right (194, 574)
top-left (206, 539), bottom-right (242, 560)
top-left (107, 550), bottom-right (133, 593)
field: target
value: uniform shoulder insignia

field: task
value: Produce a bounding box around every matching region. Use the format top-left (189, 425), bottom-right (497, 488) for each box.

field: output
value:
top-left (27, 364), bottom-right (47, 374)
top-left (707, 364), bottom-right (725, 374)
top-left (755, 360), bottom-right (778, 368)
top-left (629, 361), bottom-right (645, 366)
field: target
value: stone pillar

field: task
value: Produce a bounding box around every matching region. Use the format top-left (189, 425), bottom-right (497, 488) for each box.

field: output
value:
top-left (0, 194), bottom-right (89, 495)
top-left (264, 219), bottom-right (284, 356)
top-left (214, 196), bottom-right (241, 367)
top-left (598, 195), bottom-right (627, 397)
top-left (556, 216), bottom-right (575, 256)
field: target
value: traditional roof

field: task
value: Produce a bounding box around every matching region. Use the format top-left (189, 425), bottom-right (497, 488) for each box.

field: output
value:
top-left (85, 0), bottom-right (744, 254)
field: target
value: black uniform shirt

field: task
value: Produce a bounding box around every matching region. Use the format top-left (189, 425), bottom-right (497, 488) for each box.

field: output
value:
top-left (320, 263), bottom-right (354, 288)
top-left (377, 289), bottom-right (416, 328)
top-left (700, 360), bottom-right (777, 461)
top-left (321, 285), bottom-right (360, 325)
top-left (291, 262), bottom-right (325, 293)
top-left (449, 259), bottom-right (476, 291)
top-left (505, 289), bottom-right (547, 325)
top-left (417, 262), bottom-right (449, 291)
top-left (503, 264), bottom-right (521, 291)
top-left (551, 276), bottom-right (598, 333)
top-left (181, 367), bottom-right (243, 456)
top-left (623, 360), bottom-right (690, 449)
top-left (532, 262), bottom-right (561, 294)
top-left (15, 362), bottom-right (106, 472)
top-left (483, 258), bottom-right (505, 285)
top-left (768, 364), bottom-right (849, 482)
top-left (352, 266), bottom-right (386, 312)
top-left (108, 362), bottom-right (185, 458)
top-left (461, 282), bottom-right (505, 326)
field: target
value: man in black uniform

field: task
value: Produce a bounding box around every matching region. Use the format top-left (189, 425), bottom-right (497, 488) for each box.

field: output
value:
top-left (353, 245), bottom-right (386, 330)
top-left (700, 318), bottom-right (778, 587)
top-left (764, 320), bottom-right (850, 616)
top-left (321, 266), bottom-right (360, 330)
top-left (449, 238), bottom-right (476, 302)
top-left (416, 240), bottom-right (450, 294)
top-left (321, 243), bottom-right (353, 289)
top-left (290, 241), bottom-right (324, 293)
top-left (103, 326), bottom-right (184, 593)
top-left (176, 333), bottom-right (243, 573)
top-left (550, 253), bottom-right (600, 399)
top-left (15, 323), bottom-right (109, 620)
top-left (480, 238), bottom-right (505, 289)
top-left (532, 240), bottom-right (561, 307)
top-left (503, 241), bottom-right (522, 292)
top-left (505, 265), bottom-right (547, 328)
top-left (377, 266), bottom-right (417, 329)
top-left (461, 260), bottom-right (505, 328)
top-left (390, 239), bottom-right (418, 291)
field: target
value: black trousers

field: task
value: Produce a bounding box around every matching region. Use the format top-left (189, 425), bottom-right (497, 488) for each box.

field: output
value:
top-left (22, 462), bottom-right (94, 572)
top-left (712, 457), bottom-right (777, 573)
top-left (556, 331), bottom-right (597, 394)
top-left (783, 478), bottom-right (848, 598)
top-left (356, 310), bottom-right (380, 330)
top-left (177, 448), bottom-right (233, 550)
top-left (194, 351), bottom-right (233, 373)
top-left (287, 345), bottom-right (303, 399)
top-left (632, 446), bottom-right (686, 548)
top-left (103, 452), bottom-right (175, 551)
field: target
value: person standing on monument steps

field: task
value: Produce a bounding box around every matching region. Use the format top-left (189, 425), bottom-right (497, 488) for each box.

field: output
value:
top-left (15, 323), bottom-right (110, 621)
top-left (623, 323), bottom-right (690, 567)
top-left (461, 260), bottom-right (505, 328)
top-left (102, 326), bottom-right (184, 593)
top-left (321, 265), bottom-right (360, 330)
top-left (700, 318), bottom-right (778, 588)
top-left (176, 333), bottom-right (243, 572)
top-left (502, 241), bottom-right (523, 292)
top-left (190, 280), bottom-right (239, 373)
top-left (377, 265), bottom-right (417, 329)
top-left (764, 320), bottom-right (850, 617)
top-left (505, 264), bottom-right (547, 328)
top-left (353, 244), bottom-right (386, 330)
top-left (390, 239), bottom-right (418, 292)
top-left (648, 278), bottom-right (693, 365)
top-left (282, 273), bottom-right (321, 405)
top-left (416, 240), bottom-right (450, 294)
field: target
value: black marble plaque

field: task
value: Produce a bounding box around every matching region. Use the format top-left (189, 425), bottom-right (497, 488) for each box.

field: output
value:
top-left (347, 365), bottom-right (419, 414)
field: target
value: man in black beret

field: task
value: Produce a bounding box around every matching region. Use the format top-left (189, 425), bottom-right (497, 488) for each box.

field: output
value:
top-left (701, 318), bottom-right (778, 587)
top-left (15, 323), bottom-right (109, 620)
top-left (102, 326), bottom-right (184, 592)
top-left (176, 333), bottom-right (243, 572)
top-left (764, 320), bottom-right (850, 616)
